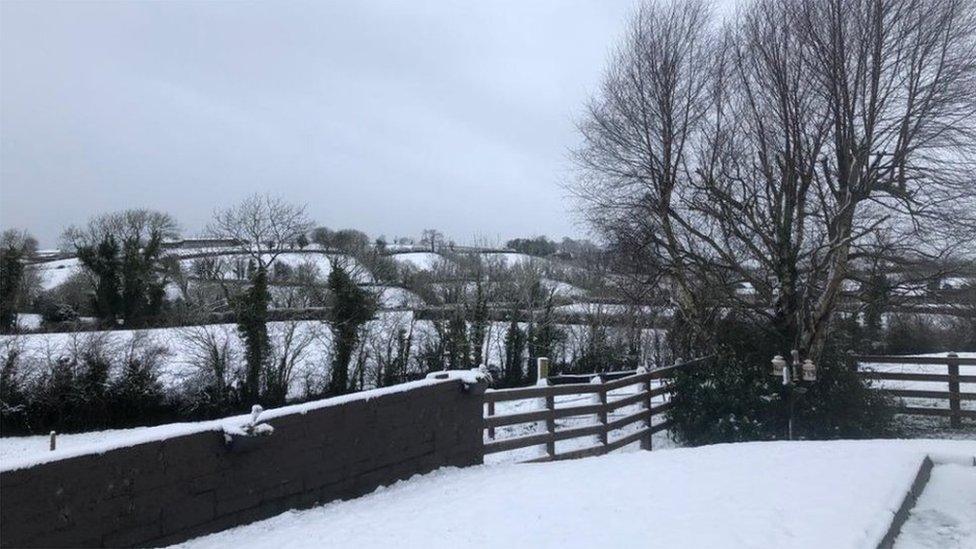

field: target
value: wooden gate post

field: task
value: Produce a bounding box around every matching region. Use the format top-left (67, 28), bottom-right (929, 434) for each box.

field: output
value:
top-left (537, 357), bottom-right (550, 384)
top-left (545, 393), bottom-right (556, 458)
top-left (598, 385), bottom-right (609, 450)
top-left (947, 353), bottom-right (961, 428)
top-left (487, 401), bottom-right (496, 439)
top-left (640, 377), bottom-right (653, 450)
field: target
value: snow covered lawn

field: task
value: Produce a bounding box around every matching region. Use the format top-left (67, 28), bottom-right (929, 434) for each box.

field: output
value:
top-left (171, 440), bottom-right (976, 549)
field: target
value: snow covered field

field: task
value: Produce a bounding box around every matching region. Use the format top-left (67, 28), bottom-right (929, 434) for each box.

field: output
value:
top-left (387, 252), bottom-right (447, 270)
top-left (171, 439), bottom-right (976, 549)
top-left (177, 251), bottom-right (374, 283)
top-left (0, 312), bottom-right (426, 401)
top-left (29, 258), bottom-right (81, 290)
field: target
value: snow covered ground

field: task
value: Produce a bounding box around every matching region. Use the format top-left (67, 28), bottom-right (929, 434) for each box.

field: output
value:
top-left (29, 258), bottom-right (81, 290)
top-left (14, 313), bottom-right (42, 331)
top-left (475, 251), bottom-right (543, 268)
top-left (895, 462), bottom-right (976, 549)
top-left (372, 285), bottom-right (425, 308)
top-left (387, 251), bottom-right (447, 270)
top-left (177, 251), bottom-right (374, 283)
top-left (171, 439), bottom-right (976, 549)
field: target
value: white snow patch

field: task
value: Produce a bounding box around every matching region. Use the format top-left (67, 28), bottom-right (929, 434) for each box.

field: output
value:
top-left (425, 368), bottom-right (490, 385)
top-left (29, 258), bottom-right (81, 290)
top-left (388, 252), bottom-right (446, 270)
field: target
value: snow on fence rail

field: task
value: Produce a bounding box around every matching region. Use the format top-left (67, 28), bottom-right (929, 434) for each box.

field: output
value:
top-left (483, 357), bottom-right (713, 463)
top-left (852, 353), bottom-right (976, 427)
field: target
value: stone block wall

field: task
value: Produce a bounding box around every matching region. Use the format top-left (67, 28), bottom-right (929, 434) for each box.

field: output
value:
top-left (0, 379), bottom-right (484, 548)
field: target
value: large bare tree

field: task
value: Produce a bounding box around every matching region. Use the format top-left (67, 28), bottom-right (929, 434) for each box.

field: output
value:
top-left (573, 0), bottom-right (720, 350)
top-left (574, 0), bottom-right (976, 359)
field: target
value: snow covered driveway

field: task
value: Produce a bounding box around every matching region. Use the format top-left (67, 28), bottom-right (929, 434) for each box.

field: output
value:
top-left (172, 440), bottom-right (976, 549)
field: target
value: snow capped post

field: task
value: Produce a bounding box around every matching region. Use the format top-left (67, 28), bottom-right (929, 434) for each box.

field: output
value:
top-left (536, 357), bottom-right (550, 386)
top-left (223, 404), bottom-right (275, 453)
top-left (49, 431), bottom-right (56, 452)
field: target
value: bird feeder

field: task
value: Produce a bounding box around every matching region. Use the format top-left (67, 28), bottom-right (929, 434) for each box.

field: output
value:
top-left (771, 355), bottom-right (787, 380)
top-left (802, 359), bottom-right (817, 382)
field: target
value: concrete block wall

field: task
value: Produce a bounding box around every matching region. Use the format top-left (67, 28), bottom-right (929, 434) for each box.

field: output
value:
top-left (0, 379), bottom-right (484, 548)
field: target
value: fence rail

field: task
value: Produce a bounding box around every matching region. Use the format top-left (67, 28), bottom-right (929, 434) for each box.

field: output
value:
top-left (483, 356), bottom-right (712, 463)
top-left (853, 353), bottom-right (975, 427)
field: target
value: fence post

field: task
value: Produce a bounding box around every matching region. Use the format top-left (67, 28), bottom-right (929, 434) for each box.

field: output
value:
top-left (947, 352), bottom-right (961, 428)
top-left (598, 385), bottom-right (609, 451)
top-left (640, 376), bottom-right (653, 450)
top-left (537, 357), bottom-right (550, 384)
top-left (487, 401), bottom-right (495, 439)
top-left (845, 350), bottom-right (858, 372)
top-left (545, 393), bottom-right (556, 459)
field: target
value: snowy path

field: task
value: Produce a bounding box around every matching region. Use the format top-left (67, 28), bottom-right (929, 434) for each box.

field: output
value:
top-left (894, 463), bottom-right (976, 549)
top-left (171, 440), bottom-right (976, 549)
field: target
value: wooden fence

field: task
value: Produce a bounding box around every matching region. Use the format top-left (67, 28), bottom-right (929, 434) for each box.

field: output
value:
top-left (852, 353), bottom-right (976, 427)
top-left (482, 357), bottom-right (711, 463)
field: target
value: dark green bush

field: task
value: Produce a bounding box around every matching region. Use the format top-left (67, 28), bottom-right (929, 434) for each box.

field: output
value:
top-left (666, 317), bottom-right (895, 446)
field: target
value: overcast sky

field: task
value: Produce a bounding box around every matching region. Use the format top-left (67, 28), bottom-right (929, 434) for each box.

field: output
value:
top-left (0, 0), bottom-right (661, 247)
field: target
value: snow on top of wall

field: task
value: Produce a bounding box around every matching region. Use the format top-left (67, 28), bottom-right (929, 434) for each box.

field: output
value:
top-left (0, 377), bottom-right (459, 473)
top-left (425, 368), bottom-right (491, 385)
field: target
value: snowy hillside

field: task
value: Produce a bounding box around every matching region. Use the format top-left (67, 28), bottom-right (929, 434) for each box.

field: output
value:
top-left (30, 258), bottom-right (82, 290)
top-left (387, 252), bottom-right (447, 270)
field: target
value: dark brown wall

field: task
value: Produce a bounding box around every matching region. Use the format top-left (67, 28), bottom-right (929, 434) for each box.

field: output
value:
top-left (0, 379), bottom-right (484, 548)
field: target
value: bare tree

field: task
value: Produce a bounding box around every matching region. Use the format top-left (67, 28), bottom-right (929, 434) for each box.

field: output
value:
top-left (179, 324), bottom-right (238, 410)
top-left (575, 0), bottom-right (976, 359)
top-left (61, 209), bottom-right (179, 250)
top-left (265, 320), bottom-right (320, 404)
top-left (794, 0), bottom-right (976, 355)
top-left (208, 194), bottom-right (313, 271)
top-left (572, 0), bottom-right (722, 351)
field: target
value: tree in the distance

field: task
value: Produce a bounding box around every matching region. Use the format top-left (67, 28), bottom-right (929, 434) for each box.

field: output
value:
top-left (76, 230), bottom-right (167, 327)
top-left (326, 261), bottom-right (376, 394)
top-left (235, 266), bottom-right (271, 403)
top-left (209, 194), bottom-right (313, 402)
